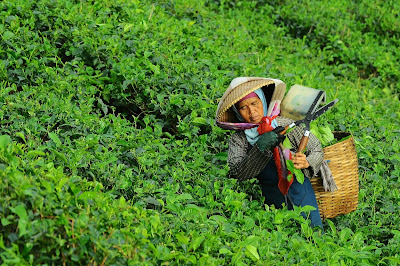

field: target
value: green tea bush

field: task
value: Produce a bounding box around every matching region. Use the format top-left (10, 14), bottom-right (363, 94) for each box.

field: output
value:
top-left (1, 0), bottom-right (400, 264)
top-left (272, 0), bottom-right (400, 93)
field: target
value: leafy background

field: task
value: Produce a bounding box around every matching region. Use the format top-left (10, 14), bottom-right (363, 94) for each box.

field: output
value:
top-left (1, 0), bottom-right (399, 264)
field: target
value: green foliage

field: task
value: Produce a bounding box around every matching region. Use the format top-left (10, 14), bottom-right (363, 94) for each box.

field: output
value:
top-left (272, 0), bottom-right (400, 92)
top-left (1, 0), bottom-right (399, 264)
top-left (310, 123), bottom-right (335, 147)
top-left (286, 159), bottom-right (305, 184)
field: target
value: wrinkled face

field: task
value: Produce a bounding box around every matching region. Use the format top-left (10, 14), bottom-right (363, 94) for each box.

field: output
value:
top-left (238, 97), bottom-right (264, 124)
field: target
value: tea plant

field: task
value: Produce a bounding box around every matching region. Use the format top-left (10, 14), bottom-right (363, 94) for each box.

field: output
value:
top-left (1, 0), bottom-right (400, 264)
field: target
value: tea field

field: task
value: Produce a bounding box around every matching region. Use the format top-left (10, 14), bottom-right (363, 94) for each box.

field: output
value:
top-left (1, 0), bottom-right (400, 264)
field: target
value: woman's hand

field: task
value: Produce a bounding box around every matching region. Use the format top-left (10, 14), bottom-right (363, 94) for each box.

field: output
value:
top-left (291, 153), bottom-right (310, 169)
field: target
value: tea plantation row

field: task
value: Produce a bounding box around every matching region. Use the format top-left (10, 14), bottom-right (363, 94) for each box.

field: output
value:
top-left (1, 0), bottom-right (399, 264)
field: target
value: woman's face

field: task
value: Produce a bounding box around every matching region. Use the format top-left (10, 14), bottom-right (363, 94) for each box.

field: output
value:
top-left (238, 97), bottom-right (264, 124)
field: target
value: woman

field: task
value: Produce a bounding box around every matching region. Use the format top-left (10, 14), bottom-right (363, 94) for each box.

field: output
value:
top-left (216, 77), bottom-right (324, 229)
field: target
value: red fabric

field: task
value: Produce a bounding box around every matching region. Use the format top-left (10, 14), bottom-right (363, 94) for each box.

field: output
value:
top-left (257, 115), bottom-right (293, 195)
top-left (257, 115), bottom-right (278, 135)
top-left (273, 148), bottom-right (294, 195)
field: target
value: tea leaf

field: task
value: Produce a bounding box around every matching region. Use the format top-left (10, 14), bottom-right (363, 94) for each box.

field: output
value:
top-left (282, 138), bottom-right (293, 149)
top-left (48, 132), bottom-right (62, 147)
top-left (192, 117), bottom-right (207, 126)
top-left (215, 152), bottom-right (228, 161)
top-left (245, 245), bottom-right (260, 261)
top-left (10, 205), bottom-right (28, 237)
top-left (1, 218), bottom-right (11, 226)
top-left (3, 31), bottom-right (14, 40)
top-left (209, 215), bottom-right (228, 223)
top-left (219, 248), bottom-right (233, 255)
top-left (381, 257), bottom-right (400, 264)
top-left (0, 135), bottom-right (11, 149)
top-left (15, 132), bottom-right (26, 143)
top-left (286, 159), bottom-right (305, 184)
top-left (191, 236), bottom-right (205, 251)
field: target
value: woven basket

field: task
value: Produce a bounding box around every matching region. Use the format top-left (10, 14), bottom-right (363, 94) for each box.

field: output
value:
top-left (310, 132), bottom-right (359, 220)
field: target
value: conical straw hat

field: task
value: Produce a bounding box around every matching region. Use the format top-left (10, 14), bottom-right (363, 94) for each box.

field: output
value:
top-left (215, 77), bottom-right (286, 128)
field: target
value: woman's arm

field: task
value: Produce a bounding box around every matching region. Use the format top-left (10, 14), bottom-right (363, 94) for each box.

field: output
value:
top-left (276, 117), bottom-right (324, 178)
top-left (227, 132), bottom-right (273, 181)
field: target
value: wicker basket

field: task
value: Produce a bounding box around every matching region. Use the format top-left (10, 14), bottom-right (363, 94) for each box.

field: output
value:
top-left (310, 132), bottom-right (359, 220)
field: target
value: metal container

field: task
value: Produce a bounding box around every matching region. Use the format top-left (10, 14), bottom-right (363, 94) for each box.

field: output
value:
top-left (281, 84), bottom-right (326, 120)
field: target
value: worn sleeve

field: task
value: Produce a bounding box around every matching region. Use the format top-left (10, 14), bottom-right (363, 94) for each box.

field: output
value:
top-left (276, 117), bottom-right (324, 178)
top-left (227, 131), bottom-right (273, 181)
